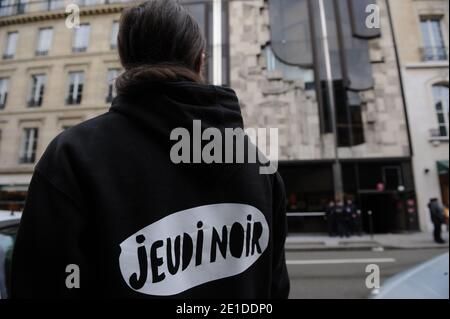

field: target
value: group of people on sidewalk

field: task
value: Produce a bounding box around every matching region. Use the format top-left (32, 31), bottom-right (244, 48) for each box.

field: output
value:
top-left (325, 198), bottom-right (362, 238)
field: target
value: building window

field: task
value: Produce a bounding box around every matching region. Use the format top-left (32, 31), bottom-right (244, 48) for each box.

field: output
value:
top-left (0, 0), bottom-right (14, 17)
top-left (182, 0), bottom-right (229, 85)
top-left (18, 127), bottom-right (39, 164)
top-left (106, 68), bottom-right (119, 103)
top-left (3, 31), bottom-right (18, 59)
top-left (382, 166), bottom-right (403, 191)
top-left (264, 46), bottom-right (315, 88)
top-left (0, 77), bottom-right (8, 109)
top-left (28, 74), bottom-right (46, 107)
top-left (14, 0), bottom-right (26, 13)
top-left (66, 71), bottom-right (84, 105)
top-left (0, 0), bottom-right (27, 16)
top-left (432, 84), bottom-right (449, 137)
top-left (47, 0), bottom-right (64, 11)
top-left (420, 17), bottom-right (447, 61)
top-left (72, 23), bottom-right (90, 53)
top-left (268, 0), bottom-right (313, 67)
top-left (36, 27), bottom-right (53, 56)
top-left (111, 21), bottom-right (119, 49)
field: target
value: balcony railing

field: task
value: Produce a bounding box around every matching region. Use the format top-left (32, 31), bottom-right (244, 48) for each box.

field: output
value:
top-left (429, 128), bottom-right (449, 139)
top-left (72, 46), bottom-right (87, 53)
top-left (0, 0), bottom-right (130, 18)
top-left (18, 155), bottom-right (35, 164)
top-left (35, 49), bottom-right (48, 56)
top-left (0, 94), bottom-right (7, 109)
top-left (65, 95), bottom-right (82, 105)
top-left (2, 53), bottom-right (14, 60)
top-left (27, 98), bottom-right (42, 107)
top-left (420, 46), bottom-right (448, 62)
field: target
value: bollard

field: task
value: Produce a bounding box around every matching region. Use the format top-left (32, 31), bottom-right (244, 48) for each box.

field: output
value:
top-left (368, 210), bottom-right (374, 239)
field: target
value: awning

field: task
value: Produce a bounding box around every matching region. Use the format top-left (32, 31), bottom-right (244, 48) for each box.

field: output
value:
top-left (437, 160), bottom-right (449, 175)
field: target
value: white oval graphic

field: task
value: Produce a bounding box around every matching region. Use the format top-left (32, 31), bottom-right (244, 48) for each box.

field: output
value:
top-left (118, 203), bottom-right (269, 296)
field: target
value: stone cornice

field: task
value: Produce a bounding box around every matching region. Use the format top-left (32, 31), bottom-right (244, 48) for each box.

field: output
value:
top-left (0, 4), bottom-right (126, 27)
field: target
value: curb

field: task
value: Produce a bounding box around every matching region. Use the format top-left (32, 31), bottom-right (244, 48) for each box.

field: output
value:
top-left (285, 243), bottom-right (449, 251)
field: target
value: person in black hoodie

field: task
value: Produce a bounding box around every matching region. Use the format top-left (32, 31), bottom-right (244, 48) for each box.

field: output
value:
top-left (11, 0), bottom-right (289, 298)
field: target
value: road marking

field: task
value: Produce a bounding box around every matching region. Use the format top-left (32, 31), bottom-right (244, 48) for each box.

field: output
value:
top-left (286, 258), bottom-right (396, 265)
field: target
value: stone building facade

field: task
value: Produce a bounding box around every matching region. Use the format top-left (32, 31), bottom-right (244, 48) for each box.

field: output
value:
top-left (389, 0), bottom-right (449, 232)
top-left (0, 1), bottom-right (124, 211)
top-left (229, 0), bottom-right (410, 160)
top-left (229, 0), bottom-right (417, 233)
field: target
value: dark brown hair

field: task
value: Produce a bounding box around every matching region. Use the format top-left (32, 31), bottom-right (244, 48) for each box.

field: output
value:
top-left (116, 0), bottom-right (206, 94)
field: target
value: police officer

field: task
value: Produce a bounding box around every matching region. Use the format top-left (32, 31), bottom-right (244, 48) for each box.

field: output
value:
top-left (345, 198), bottom-right (357, 236)
top-left (428, 198), bottom-right (446, 244)
top-left (335, 199), bottom-right (347, 238)
top-left (325, 200), bottom-right (337, 237)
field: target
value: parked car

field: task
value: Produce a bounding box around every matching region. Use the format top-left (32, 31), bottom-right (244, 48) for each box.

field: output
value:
top-left (372, 252), bottom-right (449, 299)
top-left (0, 211), bottom-right (21, 299)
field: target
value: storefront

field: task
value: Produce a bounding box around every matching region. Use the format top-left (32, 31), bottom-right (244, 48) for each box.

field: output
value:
top-left (279, 158), bottom-right (419, 234)
top-left (0, 174), bottom-right (31, 212)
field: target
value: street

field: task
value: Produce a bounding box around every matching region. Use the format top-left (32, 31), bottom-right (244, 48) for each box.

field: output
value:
top-left (286, 248), bottom-right (449, 299)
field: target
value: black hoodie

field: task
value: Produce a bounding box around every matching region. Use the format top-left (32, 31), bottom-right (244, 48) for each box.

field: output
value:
top-left (11, 80), bottom-right (290, 299)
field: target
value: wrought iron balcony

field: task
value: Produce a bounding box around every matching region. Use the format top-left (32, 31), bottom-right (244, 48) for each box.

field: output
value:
top-left (420, 46), bottom-right (448, 62)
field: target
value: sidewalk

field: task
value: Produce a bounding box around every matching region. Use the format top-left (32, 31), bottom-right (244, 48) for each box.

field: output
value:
top-left (285, 231), bottom-right (450, 251)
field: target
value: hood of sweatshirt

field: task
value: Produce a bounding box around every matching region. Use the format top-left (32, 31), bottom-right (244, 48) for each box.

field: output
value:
top-left (110, 80), bottom-right (244, 140)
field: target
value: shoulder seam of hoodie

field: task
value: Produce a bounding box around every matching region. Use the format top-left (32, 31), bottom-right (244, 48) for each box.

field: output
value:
top-left (34, 168), bottom-right (84, 212)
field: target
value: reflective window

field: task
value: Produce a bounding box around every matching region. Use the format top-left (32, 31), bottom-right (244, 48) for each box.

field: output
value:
top-left (111, 21), bottom-right (119, 49)
top-left (336, 0), bottom-right (374, 91)
top-left (18, 128), bottom-right (38, 164)
top-left (36, 27), bottom-right (53, 56)
top-left (28, 74), bottom-right (46, 107)
top-left (310, 0), bottom-right (343, 81)
top-left (264, 46), bottom-right (314, 87)
top-left (335, 82), bottom-right (365, 147)
top-left (73, 24), bottom-right (90, 53)
top-left (106, 68), bottom-right (120, 103)
top-left (420, 18), bottom-right (447, 61)
top-left (0, 0), bottom-right (14, 16)
top-left (432, 84), bottom-right (449, 136)
top-left (66, 71), bottom-right (84, 105)
top-left (268, 0), bottom-right (313, 67)
top-left (0, 77), bottom-right (8, 109)
top-left (3, 31), bottom-right (18, 60)
top-left (182, 0), bottom-right (229, 85)
top-left (47, 0), bottom-right (64, 11)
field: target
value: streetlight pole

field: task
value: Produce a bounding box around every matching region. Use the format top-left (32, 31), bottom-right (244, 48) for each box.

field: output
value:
top-left (318, 0), bottom-right (344, 199)
top-left (212, 0), bottom-right (223, 86)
